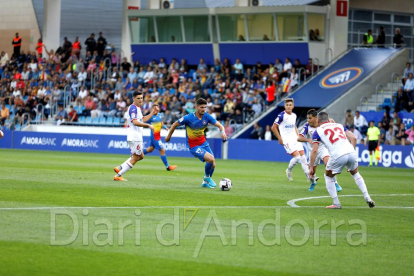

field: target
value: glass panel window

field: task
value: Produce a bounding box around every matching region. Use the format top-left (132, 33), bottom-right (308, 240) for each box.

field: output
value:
top-left (394, 14), bottom-right (411, 24)
top-left (135, 17), bottom-right (156, 43)
top-left (374, 13), bottom-right (391, 22)
top-left (212, 16), bottom-right (218, 43)
top-left (352, 22), bottom-right (372, 33)
top-left (308, 14), bottom-right (325, 41)
top-left (218, 15), bottom-right (246, 42)
top-left (156, 16), bottom-right (183, 42)
top-left (183, 16), bottom-right (210, 42)
top-left (353, 10), bottom-right (372, 21)
top-left (277, 14), bottom-right (305, 41)
top-left (246, 14), bottom-right (275, 41)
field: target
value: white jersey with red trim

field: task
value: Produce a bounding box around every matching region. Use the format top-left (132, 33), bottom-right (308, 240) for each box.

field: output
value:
top-left (300, 123), bottom-right (327, 152)
top-left (126, 104), bottom-right (143, 141)
top-left (312, 122), bottom-right (354, 159)
top-left (274, 111), bottom-right (298, 142)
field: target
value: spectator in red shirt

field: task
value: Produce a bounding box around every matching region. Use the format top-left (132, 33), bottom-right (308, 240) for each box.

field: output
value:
top-left (265, 79), bottom-right (276, 107)
top-left (68, 105), bottom-right (78, 122)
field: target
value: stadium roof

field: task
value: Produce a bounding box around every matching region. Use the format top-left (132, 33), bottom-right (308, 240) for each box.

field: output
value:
top-left (205, 0), bottom-right (319, 8)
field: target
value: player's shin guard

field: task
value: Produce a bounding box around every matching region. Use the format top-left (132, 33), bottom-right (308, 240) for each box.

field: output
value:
top-left (324, 174), bottom-right (340, 205)
top-left (210, 168), bottom-right (215, 178)
top-left (205, 162), bottom-right (213, 178)
top-left (369, 154), bottom-right (373, 166)
top-left (288, 156), bottom-right (300, 171)
top-left (160, 155), bottom-right (169, 168)
top-left (352, 172), bottom-right (371, 200)
top-left (118, 160), bottom-right (133, 176)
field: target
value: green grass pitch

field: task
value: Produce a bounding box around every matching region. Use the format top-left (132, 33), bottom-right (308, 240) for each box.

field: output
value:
top-left (0, 149), bottom-right (413, 276)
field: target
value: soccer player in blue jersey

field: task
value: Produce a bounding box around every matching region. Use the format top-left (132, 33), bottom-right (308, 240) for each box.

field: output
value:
top-left (143, 103), bottom-right (177, 171)
top-left (165, 98), bottom-right (227, 188)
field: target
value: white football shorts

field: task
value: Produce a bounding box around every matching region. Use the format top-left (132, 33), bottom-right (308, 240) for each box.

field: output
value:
top-left (283, 140), bottom-right (304, 155)
top-left (326, 152), bottom-right (358, 175)
top-left (312, 147), bottom-right (330, 167)
top-left (129, 140), bottom-right (143, 156)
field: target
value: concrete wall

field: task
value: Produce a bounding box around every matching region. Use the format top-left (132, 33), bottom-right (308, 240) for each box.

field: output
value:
top-left (0, 0), bottom-right (40, 54)
top-left (324, 49), bottom-right (409, 123)
top-left (349, 0), bottom-right (414, 14)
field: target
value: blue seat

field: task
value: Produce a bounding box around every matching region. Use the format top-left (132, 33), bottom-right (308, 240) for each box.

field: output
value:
top-left (379, 98), bottom-right (392, 108)
top-left (85, 116), bottom-right (92, 124)
top-left (106, 117), bottom-right (114, 125)
top-left (15, 124), bottom-right (21, 131)
top-left (92, 117), bottom-right (100, 124)
top-left (99, 117), bottom-right (106, 125)
top-left (78, 116), bottom-right (86, 124)
top-left (113, 117), bottom-right (121, 125)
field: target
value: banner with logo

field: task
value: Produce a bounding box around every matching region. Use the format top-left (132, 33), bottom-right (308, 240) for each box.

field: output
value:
top-left (278, 48), bottom-right (401, 108)
top-left (228, 139), bottom-right (414, 169)
top-left (12, 131), bottom-right (222, 159)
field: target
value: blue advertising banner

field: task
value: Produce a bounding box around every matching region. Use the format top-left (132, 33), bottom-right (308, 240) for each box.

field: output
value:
top-left (0, 130), bottom-right (13, 149)
top-left (11, 131), bottom-right (222, 159)
top-left (278, 48), bottom-right (402, 108)
top-left (360, 112), bottom-right (414, 127)
top-left (228, 138), bottom-right (414, 169)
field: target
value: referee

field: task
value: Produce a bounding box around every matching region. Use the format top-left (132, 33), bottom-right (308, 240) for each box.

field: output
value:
top-left (366, 121), bottom-right (380, 166)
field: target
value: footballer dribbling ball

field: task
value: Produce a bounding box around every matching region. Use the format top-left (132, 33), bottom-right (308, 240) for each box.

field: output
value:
top-left (219, 178), bottom-right (232, 191)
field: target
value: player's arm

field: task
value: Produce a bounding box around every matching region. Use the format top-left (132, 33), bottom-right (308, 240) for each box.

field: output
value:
top-left (214, 121), bottom-right (227, 140)
top-left (295, 126), bottom-right (299, 136)
top-left (165, 121), bottom-right (179, 142)
top-left (297, 135), bottom-right (311, 143)
top-left (142, 107), bottom-right (157, 123)
top-left (345, 130), bottom-right (357, 148)
top-left (309, 143), bottom-right (319, 176)
top-left (132, 119), bottom-right (154, 130)
top-left (271, 124), bottom-right (283, 144)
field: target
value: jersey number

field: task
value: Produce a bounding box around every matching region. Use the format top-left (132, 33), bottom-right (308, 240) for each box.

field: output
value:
top-left (324, 127), bottom-right (346, 144)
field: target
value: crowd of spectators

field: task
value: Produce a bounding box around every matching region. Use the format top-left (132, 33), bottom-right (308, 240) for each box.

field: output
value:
top-left (0, 33), bottom-right (318, 133)
top-left (343, 109), bottom-right (413, 146)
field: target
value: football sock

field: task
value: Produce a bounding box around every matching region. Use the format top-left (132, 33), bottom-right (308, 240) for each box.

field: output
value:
top-left (205, 162), bottom-right (213, 178)
top-left (374, 154), bottom-right (378, 166)
top-left (160, 155), bottom-right (169, 168)
top-left (369, 154), bottom-right (373, 166)
top-left (352, 172), bottom-right (371, 200)
top-left (333, 175), bottom-right (337, 183)
top-left (324, 174), bottom-right (340, 205)
top-left (143, 148), bottom-right (148, 155)
top-left (300, 155), bottom-right (310, 176)
top-left (117, 159), bottom-right (133, 176)
top-left (288, 156), bottom-right (300, 171)
top-left (210, 168), bottom-right (215, 178)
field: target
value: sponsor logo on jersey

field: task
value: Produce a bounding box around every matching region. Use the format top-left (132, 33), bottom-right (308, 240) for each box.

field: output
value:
top-left (320, 67), bottom-right (363, 89)
top-left (108, 140), bottom-right (129, 149)
top-left (285, 124), bottom-right (295, 128)
top-left (61, 138), bottom-right (99, 148)
top-left (20, 136), bottom-right (56, 146)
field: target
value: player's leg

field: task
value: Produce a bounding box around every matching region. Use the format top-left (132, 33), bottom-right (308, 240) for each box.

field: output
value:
top-left (143, 146), bottom-right (154, 155)
top-left (157, 141), bottom-right (176, 171)
top-left (324, 156), bottom-right (344, 209)
top-left (203, 149), bottom-right (216, 188)
top-left (297, 145), bottom-right (313, 184)
top-left (286, 145), bottom-right (300, 181)
top-left (190, 146), bottom-right (215, 188)
top-left (347, 154), bottom-right (375, 208)
top-left (322, 156), bottom-right (342, 192)
top-left (114, 141), bottom-right (144, 181)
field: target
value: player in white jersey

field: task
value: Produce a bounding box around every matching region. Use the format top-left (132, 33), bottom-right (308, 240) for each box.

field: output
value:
top-left (298, 109), bottom-right (342, 192)
top-left (113, 91), bottom-right (157, 181)
top-left (310, 111), bottom-right (375, 209)
top-left (272, 98), bottom-right (315, 185)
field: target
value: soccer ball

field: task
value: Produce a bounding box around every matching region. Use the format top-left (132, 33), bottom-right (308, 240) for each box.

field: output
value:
top-left (0, 130), bottom-right (3, 139)
top-left (219, 178), bottom-right (232, 191)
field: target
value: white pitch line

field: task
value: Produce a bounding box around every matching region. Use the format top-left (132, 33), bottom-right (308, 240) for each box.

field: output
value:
top-left (0, 205), bottom-right (413, 210)
top-left (287, 194), bottom-right (414, 208)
